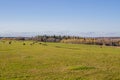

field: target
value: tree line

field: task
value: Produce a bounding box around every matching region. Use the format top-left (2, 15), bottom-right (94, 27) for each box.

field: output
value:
top-left (0, 35), bottom-right (120, 46)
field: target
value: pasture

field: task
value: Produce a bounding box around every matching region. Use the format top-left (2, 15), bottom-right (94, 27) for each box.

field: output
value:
top-left (0, 41), bottom-right (120, 80)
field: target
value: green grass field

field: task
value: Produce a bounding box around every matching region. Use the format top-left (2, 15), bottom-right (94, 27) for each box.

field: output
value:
top-left (0, 41), bottom-right (120, 80)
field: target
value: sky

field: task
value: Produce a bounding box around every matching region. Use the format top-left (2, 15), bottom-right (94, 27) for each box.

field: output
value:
top-left (0, 0), bottom-right (120, 33)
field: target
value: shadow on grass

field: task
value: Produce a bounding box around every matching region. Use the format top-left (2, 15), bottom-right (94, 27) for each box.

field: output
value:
top-left (68, 66), bottom-right (96, 70)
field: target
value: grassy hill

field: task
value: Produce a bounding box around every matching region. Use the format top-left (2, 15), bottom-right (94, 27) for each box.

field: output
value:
top-left (0, 41), bottom-right (120, 80)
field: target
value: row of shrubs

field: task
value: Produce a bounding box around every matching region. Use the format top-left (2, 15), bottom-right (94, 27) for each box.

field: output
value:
top-left (61, 38), bottom-right (120, 46)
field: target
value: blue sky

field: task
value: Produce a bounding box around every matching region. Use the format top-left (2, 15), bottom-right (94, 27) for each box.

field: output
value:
top-left (0, 0), bottom-right (120, 32)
